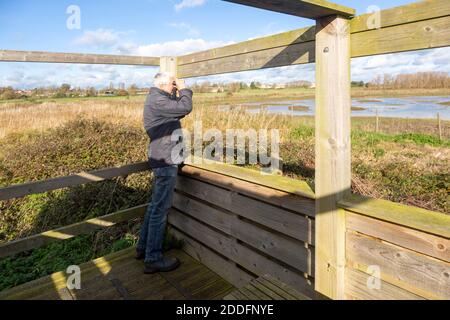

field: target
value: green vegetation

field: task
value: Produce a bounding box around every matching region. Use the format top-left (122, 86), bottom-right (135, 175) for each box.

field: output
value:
top-left (0, 235), bottom-right (95, 290)
top-left (0, 120), bottom-right (183, 292)
top-left (0, 96), bottom-right (448, 292)
top-left (351, 131), bottom-right (450, 148)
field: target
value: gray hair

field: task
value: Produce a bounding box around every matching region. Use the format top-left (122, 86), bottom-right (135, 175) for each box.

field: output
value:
top-left (154, 72), bottom-right (173, 87)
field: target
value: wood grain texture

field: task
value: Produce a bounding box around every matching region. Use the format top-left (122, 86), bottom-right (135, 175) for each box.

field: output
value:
top-left (0, 162), bottom-right (150, 201)
top-left (168, 228), bottom-right (255, 289)
top-left (314, 15), bottom-right (351, 300)
top-left (351, 15), bottom-right (450, 58)
top-left (168, 209), bottom-right (316, 297)
top-left (339, 193), bottom-right (450, 239)
top-left (171, 195), bottom-right (311, 275)
top-left (346, 231), bottom-right (450, 300)
top-left (0, 50), bottom-right (160, 66)
top-left (350, 0), bottom-right (450, 33)
top-left (174, 176), bottom-right (312, 244)
top-left (345, 268), bottom-right (425, 300)
top-left (179, 165), bottom-right (315, 217)
top-left (183, 160), bottom-right (315, 199)
top-left (0, 248), bottom-right (231, 300)
top-left (0, 204), bottom-right (147, 258)
top-left (347, 212), bottom-right (450, 263)
top-left (223, 0), bottom-right (355, 19)
top-left (224, 274), bottom-right (313, 300)
top-left (160, 56), bottom-right (178, 77)
top-left (178, 41), bottom-right (315, 78)
top-left (178, 1), bottom-right (450, 78)
top-left (178, 26), bottom-right (315, 65)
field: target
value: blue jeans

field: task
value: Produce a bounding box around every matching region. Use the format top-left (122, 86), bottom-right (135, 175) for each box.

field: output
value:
top-left (138, 165), bottom-right (178, 263)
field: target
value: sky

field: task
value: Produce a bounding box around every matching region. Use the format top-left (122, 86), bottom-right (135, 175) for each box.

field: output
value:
top-left (0, 0), bottom-right (449, 89)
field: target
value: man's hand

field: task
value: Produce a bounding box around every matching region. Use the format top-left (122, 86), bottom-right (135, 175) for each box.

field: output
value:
top-left (175, 78), bottom-right (186, 90)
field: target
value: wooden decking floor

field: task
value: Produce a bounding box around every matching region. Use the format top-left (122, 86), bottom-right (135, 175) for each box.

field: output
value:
top-left (0, 247), bottom-right (235, 300)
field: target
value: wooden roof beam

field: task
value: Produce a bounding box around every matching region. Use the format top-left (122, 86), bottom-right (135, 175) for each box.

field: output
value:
top-left (223, 0), bottom-right (355, 20)
top-left (0, 50), bottom-right (160, 66)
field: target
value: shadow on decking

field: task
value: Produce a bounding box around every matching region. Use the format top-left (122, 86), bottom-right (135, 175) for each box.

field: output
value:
top-left (0, 247), bottom-right (234, 300)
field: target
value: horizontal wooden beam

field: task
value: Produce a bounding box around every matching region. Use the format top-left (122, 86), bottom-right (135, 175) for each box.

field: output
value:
top-left (346, 212), bottom-right (450, 263)
top-left (179, 165), bottom-right (315, 217)
top-left (0, 162), bottom-right (150, 201)
top-left (223, 0), bottom-right (355, 19)
top-left (347, 231), bottom-right (450, 300)
top-left (179, 26), bottom-right (315, 65)
top-left (345, 268), bottom-right (425, 300)
top-left (0, 50), bottom-right (160, 66)
top-left (168, 209), bottom-right (316, 295)
top-left (178, 0), bottom-right (450, 78)
top-left (0, 204), bottom-right (147, 259)
top-left (184, 159), bottom-right (315, 199)
top-left (350, 0), bottom-right (450, 33)
top-left (351, 15), bottom-right (450, 58)
top-left (339, 193), bottom-right (450, 239)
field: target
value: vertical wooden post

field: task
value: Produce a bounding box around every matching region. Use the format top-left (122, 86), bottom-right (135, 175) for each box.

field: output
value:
top-left (376, 109), bottom-right (380, 133)
top-left (314, 15), bottom-right (351, 300)
top-left (160, 56), bottom-right (178, 77)
top-left (437, 113), bottom-right (442, 140)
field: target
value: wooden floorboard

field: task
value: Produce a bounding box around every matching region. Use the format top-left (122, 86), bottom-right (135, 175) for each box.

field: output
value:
top-left (223, 274), bottom-right (325, 300)
top-left (0, 247), bottom-right (234, 300)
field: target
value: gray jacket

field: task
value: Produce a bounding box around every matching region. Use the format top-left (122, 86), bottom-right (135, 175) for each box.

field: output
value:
top-left (144, 87), bottom-right (193, 168)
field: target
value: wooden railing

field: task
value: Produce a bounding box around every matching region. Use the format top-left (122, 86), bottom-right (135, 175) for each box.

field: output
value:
top-left (0, 0), bottom-right (449, 300)
top-left (0, 160), bottom-right (449, 299)
top-left (340, 195), bottom-right (450, 300)
top-left (0, 162), bottom-right (152, 258)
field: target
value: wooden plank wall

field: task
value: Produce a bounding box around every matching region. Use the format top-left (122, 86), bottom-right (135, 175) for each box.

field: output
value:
top-left (344, 211), bottom-right (450, 300)
top-left (167, 165), bottom-right (317, 297)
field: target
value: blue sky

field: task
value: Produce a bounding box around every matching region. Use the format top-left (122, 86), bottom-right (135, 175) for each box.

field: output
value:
top-left (0, 0), bottom-right (449, 89)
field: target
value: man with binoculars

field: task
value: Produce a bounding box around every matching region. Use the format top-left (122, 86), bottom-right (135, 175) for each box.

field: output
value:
top-left (137, 72), bottom-right (193, 274)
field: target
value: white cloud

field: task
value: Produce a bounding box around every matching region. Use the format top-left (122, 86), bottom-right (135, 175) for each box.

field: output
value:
top-left (123, 38), bottom-right (234, 57)
top-left (73, 29), bottom-right (134, 48)
top-left (175, 0), bottom-right (206, 12)
top-left (71, 27), bottom-right (230, 58)
top-left (168, 22), bottom-right (200, 37)
top-left (351, 48), bottom-right (450, 82)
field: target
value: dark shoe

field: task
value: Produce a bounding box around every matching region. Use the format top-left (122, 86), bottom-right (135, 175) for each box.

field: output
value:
top-left (135, 249), bottom-right (145, 260)
top-left (144, 256), bottom-right (181, 274)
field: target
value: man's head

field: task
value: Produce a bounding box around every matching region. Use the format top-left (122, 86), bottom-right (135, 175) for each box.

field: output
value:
top-left (154, 72), bottom-right (176, 94)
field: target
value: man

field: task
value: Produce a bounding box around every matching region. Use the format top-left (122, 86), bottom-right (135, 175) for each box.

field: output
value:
top-left (137, 72), bottom-right (193, 274)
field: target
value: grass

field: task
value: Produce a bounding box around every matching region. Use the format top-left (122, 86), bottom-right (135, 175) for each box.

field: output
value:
top-left (0, 227), bottom-right (183, 291)
top-left (0, 91), bottom-right (448, 292)
top-left (0, 120), bottom-right (180, 292)
top-left (351, 131), bottom-right (450, 148)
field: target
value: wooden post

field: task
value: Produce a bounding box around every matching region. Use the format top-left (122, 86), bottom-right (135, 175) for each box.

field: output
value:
top-left (314, 15), bottom-right (351, 300)
top-left (376, 109), bottom-right (380, 133)
top-left (437, 113), bottom-right (442, 141)
top-left (160, 56), bottom-right (178, 77)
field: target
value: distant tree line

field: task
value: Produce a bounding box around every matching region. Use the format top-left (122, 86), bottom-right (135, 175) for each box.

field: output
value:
top-left (0, 83), bottom-right (143, 100)
top-left (368, 72), bottom-right (450, 89)
top-left (2, 71), bottom-right (448, 100)
top-left (190, 80), bottom-right (313, 93)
